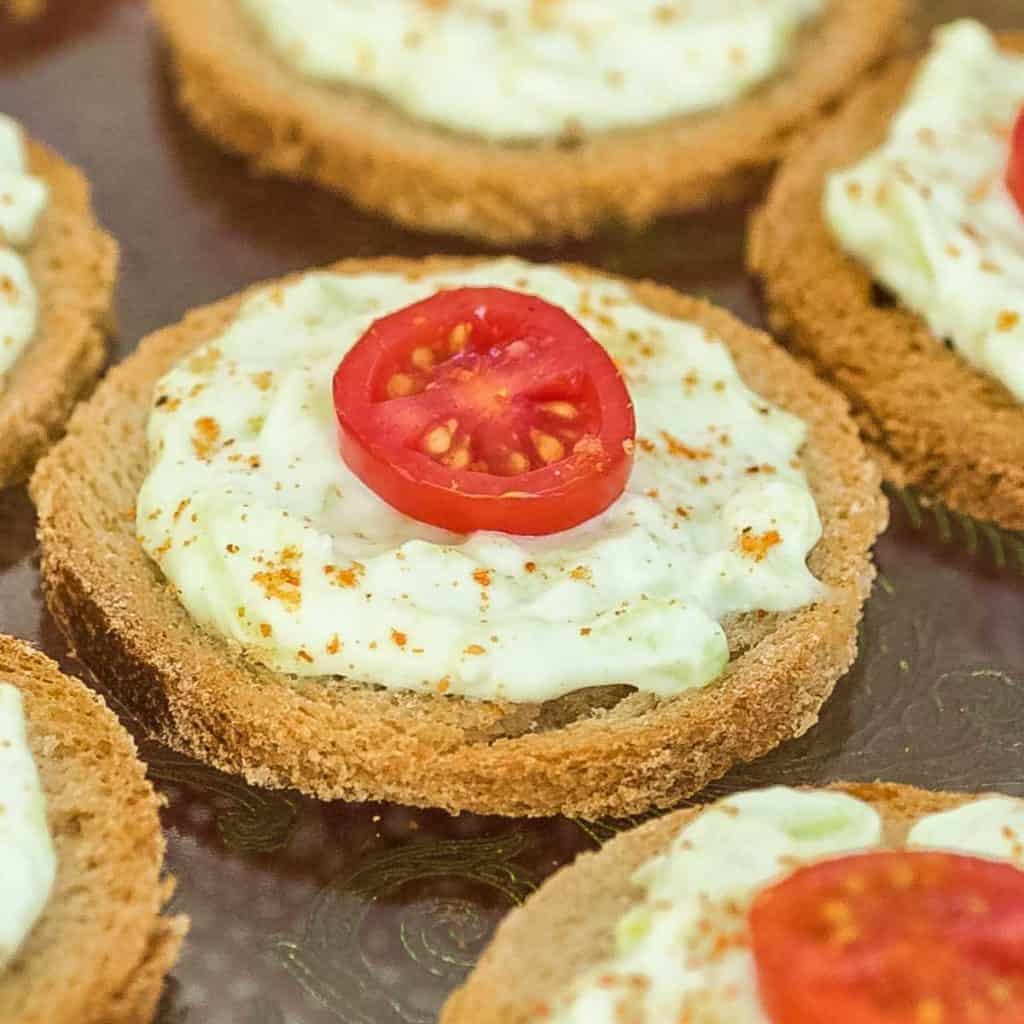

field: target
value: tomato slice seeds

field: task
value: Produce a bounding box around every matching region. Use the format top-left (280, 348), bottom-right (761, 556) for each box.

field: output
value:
top-left (750, 850), bottom-right (1024, 1024)
top-left (333, 287), bottom-right (635, 536)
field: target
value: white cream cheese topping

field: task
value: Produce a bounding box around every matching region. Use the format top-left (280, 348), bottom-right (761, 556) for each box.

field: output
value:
top-left (826, 21), bottom-right (1024, 402)
top-left (549, 788), bottom-right (884, 1024)
top-left (0, 114), bottom-right (46, 381)
top-left (546, 787), bottom-right (1024, 1024)
top-left (0, 684), bottom-right (57, 972)
top-left (239, 0), bottom-right (824, 142)
top-left (137, 260), bottom-right (824, 703)
top-left (908, 795), bottom-right (1024, 865)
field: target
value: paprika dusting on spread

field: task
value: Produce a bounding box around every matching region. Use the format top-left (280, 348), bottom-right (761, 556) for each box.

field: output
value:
top-left (1008, 106), bottom-right (1024, 215)
top-left (333, 287), bottom-right (635, 535)
top-left (750, 850), bottom-right (1024, 1024)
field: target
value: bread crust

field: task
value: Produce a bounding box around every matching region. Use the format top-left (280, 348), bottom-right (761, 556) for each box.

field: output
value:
top-left (749, 34), bottom-right (1024, 531)
top-left (0, 136), bottom-right (117, 489)
top-left (149, 0), bottom-right (910, 245)
top-left (30, 256), bottom-right (885, 818)
top-left (440, 781), bottom-right (981, 1024)
top-left (0, 636), bottom-right (185, 1024)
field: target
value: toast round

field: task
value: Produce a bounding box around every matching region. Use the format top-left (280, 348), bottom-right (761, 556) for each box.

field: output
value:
top-left (440, 781), bottom-right (977, 1024)
top-left (0, 134), bottom-right (117, 490)
top-left (0, 636), bottom-right (186, 1024)
top-left (30, 256), bottom-right (885, 818)
top-left (150, 0), bottom-right (910, 245)
top-left (749, 34), bottom-right (1024, 531)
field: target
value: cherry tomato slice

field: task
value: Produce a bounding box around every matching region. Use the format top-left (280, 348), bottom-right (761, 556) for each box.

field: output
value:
top-left (333, 287), bottom-right (635, 535)
top-left (750, 851), bottom-right (1024, 1024)
top-left (1008, 106), bottom-right (1024, 216)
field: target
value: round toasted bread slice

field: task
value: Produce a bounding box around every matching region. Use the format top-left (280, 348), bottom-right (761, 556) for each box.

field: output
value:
top-left (749, 33), bottom-right (1024, 532)
top-left (0, 636), bottom-right (186, 1024)
top-left (30, 256), bottom-right (885, 818)
top-left (150, 0), bottom-right (910, 245)
top-left (0, 131), bottom-right (117, 490)
top-left (441, 781), bottom-right (980, 1024)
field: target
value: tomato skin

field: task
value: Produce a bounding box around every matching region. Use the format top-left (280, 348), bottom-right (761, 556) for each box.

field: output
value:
top-left (1008, 107), bottom-right (1024, 216)
top-left (750, 851), bottom-right (1024, 1024)
top-left (333, 287), bottom-right (635, 536)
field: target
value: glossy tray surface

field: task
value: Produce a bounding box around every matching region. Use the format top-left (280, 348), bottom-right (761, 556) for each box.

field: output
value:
top-left (1, 3), bottom-right (1022, 1021)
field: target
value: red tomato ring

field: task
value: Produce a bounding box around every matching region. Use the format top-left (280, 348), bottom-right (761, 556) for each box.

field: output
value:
top-left (750, 850), bottom-right (1024, 1024)
top-left (1009, 106), bottom-right (1024, 216)
top-left (333, 286), bottom-right (636, 535)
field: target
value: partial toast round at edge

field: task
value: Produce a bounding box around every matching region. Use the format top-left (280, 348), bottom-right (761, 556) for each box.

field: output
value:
top-left (749, 34), bottom-right (1024, 531)
top-left (440, 781), bottom-right (974, 1024)
top-left (0, 135), bottom-right (118, 489)
top-left (30, 256), bottom-right (885, 818)
top-left (150, 0), bottom-right (910, 245)
top-left (0, 637), bottom-right (186, 1024)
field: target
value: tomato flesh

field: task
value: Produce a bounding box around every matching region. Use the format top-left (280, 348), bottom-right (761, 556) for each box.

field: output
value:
top-left (750, 850), bottom-right (1024, 1024)
top-left (1008, 106), bottom-right (1024, 216)
top-left (333, 287), bottom-right (635, 535)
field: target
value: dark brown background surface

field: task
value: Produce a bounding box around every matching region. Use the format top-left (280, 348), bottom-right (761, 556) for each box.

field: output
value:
top-left (2, 3), bottom-right (1023, 1021)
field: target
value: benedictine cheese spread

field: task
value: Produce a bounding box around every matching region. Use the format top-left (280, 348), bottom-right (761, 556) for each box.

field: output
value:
top-left (0, 684), bottom-right (57, 971)
top-left (240, 0), bottom-right (824, 142)
top-left (826, 21), bottom-right (1024, 402)
top-left (0, 114), bottom-right (47, 382)
top-left (137, 260), bottom-right (824, 702)
top-left (546, 787), bottom-right (1024, 1023)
